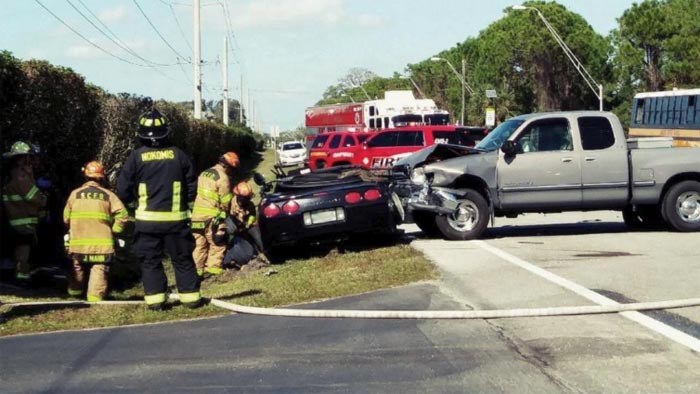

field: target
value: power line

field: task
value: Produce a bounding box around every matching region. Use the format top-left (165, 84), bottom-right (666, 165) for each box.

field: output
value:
top-left (68, 0), bottom-right (185, 67)
top-left (132, 0), bottom-right (190, 62)
top-left (34, 0), bottom-right (149, 67)
top-left (166, 2), bottom-right (193, 53)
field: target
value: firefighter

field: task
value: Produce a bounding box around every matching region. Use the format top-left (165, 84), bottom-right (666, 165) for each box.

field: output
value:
top-left (1, 141), bottom-right (47, 283)
top-left (191, 151), bottom-right (239, 277)
top-left (116, 109), bottom-right (202, 310)
top-left (222, 181), bottom-right (267, 268)
top-left (63, 161), bottom-right (128, 301)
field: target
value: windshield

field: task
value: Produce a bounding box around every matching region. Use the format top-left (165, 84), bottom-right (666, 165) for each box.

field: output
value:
top-left (424, 113), bottom-right (451, 125)
top-left (282, 142), bottom-right (304, 150)
top-left (475, 119), bottom-right (525, 151)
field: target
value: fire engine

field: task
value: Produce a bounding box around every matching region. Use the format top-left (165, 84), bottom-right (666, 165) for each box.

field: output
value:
top-left (304, 90), bottom-right (450, 148)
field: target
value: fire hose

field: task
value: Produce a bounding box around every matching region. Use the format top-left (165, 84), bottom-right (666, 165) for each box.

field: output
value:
top-left (4, 295), bottom-right (700, 320)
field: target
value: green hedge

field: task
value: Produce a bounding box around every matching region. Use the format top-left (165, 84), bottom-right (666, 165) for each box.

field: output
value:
top-left (0, 50), bottom-right (263, 195)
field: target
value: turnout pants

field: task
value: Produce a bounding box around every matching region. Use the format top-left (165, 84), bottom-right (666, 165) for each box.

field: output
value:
top-left (67, 258), bottom-right (109, 301)
top-left (13, 233), bottom-right (37, 279)
top-left (192, 223), bottom-right (225, 275)
top-left (133, 228), bottom-right (201, 306)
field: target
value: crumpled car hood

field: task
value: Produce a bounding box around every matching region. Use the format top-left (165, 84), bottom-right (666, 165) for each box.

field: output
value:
top-left (393, 144), bottom-right (481, 171)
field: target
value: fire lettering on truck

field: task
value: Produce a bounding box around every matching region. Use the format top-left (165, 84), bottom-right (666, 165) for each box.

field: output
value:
top-left (332, 152), bottom-right (354, 159)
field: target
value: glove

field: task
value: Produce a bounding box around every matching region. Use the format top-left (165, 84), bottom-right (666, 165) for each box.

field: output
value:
top-left (36, 177), bottom-right (52, 190)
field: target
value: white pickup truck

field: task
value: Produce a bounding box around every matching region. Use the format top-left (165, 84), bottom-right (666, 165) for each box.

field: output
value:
top-left (395, 111), bottom-right (700, 240)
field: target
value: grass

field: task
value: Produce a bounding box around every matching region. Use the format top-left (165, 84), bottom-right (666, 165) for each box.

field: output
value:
top-left (0, 149), bottom-right (437, 337)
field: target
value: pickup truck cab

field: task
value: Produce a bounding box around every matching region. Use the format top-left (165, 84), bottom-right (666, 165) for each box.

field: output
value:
top-left (359, 125), bottom-right (483, 169)
top-left (395, 111), bottom-right (700, 240)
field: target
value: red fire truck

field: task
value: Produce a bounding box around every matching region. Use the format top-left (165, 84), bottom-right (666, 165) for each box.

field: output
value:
top-left (304, 90), bottom-right (451, 149)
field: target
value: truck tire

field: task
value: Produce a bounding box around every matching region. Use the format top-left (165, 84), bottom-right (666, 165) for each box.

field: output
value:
top-left (434, 189), bottom-right (489, 240)
top-left (662, 180), bottom-right (700, 232)
top-left (412, 211), bottom-right (440, 237)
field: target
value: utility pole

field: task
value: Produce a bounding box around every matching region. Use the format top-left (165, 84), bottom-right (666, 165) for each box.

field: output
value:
top-left (222, 36), bottom-right (229, 126)
top-left (461, 58), bottom-right (466, 125)
top-left (247, 91), bottom-right (251, 128)
top-left (239, 74), bottom-right (244, 124)
top-left (193, 0), bottom-right (202, 119)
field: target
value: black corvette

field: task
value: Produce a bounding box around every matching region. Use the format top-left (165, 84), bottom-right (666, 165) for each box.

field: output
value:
top-left (255, 166), bottom-right (404, 248)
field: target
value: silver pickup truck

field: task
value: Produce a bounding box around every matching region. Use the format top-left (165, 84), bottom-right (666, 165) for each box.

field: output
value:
top-left (394, 111), bottom-right (700, 240)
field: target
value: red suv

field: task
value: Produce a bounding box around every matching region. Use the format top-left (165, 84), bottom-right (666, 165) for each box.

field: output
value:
top-left (308, 132), bottom-right (373, 170)
top-left (357, 125), bottom-right (484, 169)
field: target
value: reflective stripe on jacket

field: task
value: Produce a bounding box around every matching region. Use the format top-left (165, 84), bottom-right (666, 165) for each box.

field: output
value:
top-left (116, 145), bottom-right (196, 233)
top-left (1, 169), bottom-right (47, 235)
top-left (230, 196), bottom-right (257, 232)
top-left (191, 164), bottom-right (232, 224)
top-left (63, 181), bottom-right (128, 255)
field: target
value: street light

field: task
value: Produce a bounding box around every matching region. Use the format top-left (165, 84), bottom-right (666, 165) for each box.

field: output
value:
top-left (399, 74), bottom-right (426, 99)
top-left (512, 5), bottom-right (604, 111)
top-left (350, 83), bottom-right (372, 101)
top-left (431, 56), bottom-right (474, 125)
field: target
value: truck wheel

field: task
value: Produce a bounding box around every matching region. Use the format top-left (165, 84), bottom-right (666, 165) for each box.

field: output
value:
top-left (434, 190), bottom-right (489, 240)
top-left (412, 211), bottom-right (439, 237)
top-left (662, 180), bottom-right (700, 232)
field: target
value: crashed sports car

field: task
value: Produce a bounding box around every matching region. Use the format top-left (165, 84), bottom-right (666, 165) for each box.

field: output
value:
top-left (255, 166), bottom-right (404, 249)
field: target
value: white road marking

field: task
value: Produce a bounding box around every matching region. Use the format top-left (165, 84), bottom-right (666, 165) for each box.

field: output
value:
top-left (474, 240), bottom-right (700, 353)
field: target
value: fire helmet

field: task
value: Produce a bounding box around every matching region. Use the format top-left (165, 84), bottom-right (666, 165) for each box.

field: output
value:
top-left (3, 141), bottom-right (38, 159)
top-left (82, 161), bottom-right (105, 179)
top-left (233, 181), bottom-right (253, 198)
top-left (220, 151), bottom-right (240, 168)
top-left (137, 109), bottom-right (169, 142)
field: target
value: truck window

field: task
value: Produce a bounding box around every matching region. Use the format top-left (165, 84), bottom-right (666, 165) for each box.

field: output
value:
top-left (396, 131), bottom-right (425, 147)
top-left (312, 135), bottom-right (329, 149)
top-left (516, 118), bottom-right (572, 153)
top-left (578, 117), bottom-right (615, 150)
top-left (357, 134), bottom-right (370, 143)
top-left (433, 131), bottom-right (460, 145)
top-left (367, 132), bottom-right (398, 148)
top-left (329, 134), bottom-right (342, 149)
top-left (343, 135), bottom-right (356, 147)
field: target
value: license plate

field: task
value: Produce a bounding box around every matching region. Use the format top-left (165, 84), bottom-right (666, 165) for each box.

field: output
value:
top-left (308, 208), bottom-right (342, 225)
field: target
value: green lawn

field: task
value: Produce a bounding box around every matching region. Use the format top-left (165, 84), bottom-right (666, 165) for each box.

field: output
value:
top-left (0, 148), bottom-right (437, 337)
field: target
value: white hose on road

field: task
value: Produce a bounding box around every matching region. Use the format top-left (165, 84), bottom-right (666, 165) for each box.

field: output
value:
top-left (4, 296), bottom-right (700, 320)
top-left (208, 297), bottom-right (700, 319)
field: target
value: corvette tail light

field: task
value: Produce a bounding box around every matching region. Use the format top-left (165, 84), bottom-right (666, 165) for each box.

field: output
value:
top-left (282, 200), bottom-right (300, 214)
top-left (364, 189), bottom-right (382, 201)
top-left (344, 192), bottom-right (362, 204)
top-left (263, 203), bottom-right (280, 218)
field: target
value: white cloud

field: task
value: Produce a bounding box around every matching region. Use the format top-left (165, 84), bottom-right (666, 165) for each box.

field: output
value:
top-left (98, 5), bottom-right (128, 22)
top-left (231, 0), bottom-right (345, 28)
top-left (356, 14), bottom-right (386, 28)
top-left (65, 44), bottom-right (101, 59)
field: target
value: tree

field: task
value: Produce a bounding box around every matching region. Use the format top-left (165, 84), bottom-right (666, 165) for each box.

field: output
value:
top-left (409, 1), bottom-right (611, 124)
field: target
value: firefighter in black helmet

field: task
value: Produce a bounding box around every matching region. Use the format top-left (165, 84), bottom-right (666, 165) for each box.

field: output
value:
top-left (116, 108), bottom-right (202, 310)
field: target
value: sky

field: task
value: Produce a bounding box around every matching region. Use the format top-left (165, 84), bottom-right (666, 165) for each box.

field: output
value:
top-left (0, 0), bottom-right (637, 132)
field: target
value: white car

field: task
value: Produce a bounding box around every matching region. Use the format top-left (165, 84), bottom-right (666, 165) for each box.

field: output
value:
top-left (277, 141), bottom-right (307, 166)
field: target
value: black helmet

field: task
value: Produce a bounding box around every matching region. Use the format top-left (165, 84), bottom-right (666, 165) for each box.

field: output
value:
top-left (137, 109), bottom-right (169, 143)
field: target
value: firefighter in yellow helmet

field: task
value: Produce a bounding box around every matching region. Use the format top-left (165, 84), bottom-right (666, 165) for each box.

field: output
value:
top-left (1, 141), bottom-right (47, 283)
top-left (63, 161), bottom-right (128, 301)
top-left (191, 152), bottom-right (239, 276)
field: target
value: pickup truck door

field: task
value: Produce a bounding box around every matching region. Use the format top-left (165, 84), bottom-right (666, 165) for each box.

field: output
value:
top-left (497, 117), bottom-right (582, 210)
top-left (577, 116), bottom-right (629, 208)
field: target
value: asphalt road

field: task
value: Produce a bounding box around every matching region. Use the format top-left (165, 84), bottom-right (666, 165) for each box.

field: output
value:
top-left (1, 211), bottom-right (699, 393)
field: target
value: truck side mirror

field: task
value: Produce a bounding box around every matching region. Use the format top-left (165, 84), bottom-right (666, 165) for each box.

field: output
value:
top-left (500, 140), bottom-right (516, 156)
